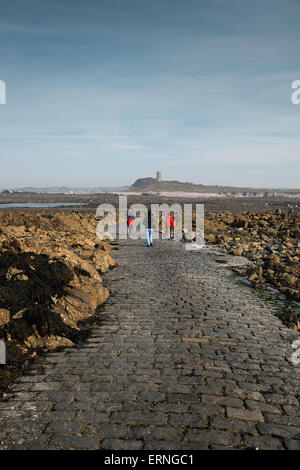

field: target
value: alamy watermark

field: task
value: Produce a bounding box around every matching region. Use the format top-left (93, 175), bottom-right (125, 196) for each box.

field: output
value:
top-left (291, 80), bottom-right (300, 104)
top-left (0, 340), bottom-right (5, 365)
top-left (95, 196), bottom-right (204, 249)
top-left (0, 80), bottom-right (6, 104)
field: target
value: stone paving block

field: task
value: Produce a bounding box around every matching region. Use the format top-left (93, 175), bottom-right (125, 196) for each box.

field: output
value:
top-left (210, 416), bottom-right (257, 435)
top-left (202, 395), bottom-right (244, 408)
top-left (45, 421), bottom-right (83, 435)
top-left (243, 434), bottom-right (284, 450)
top-left (84, 424), bottom-right (129, 439)
top-left (101, 438), bottom-right (144, 450)
top-left (168, 413), bottom-right (207, 427)
top-left (245, 400), bottom-right (281, 414)
top-left (187, 429), bottom-right (241, 447)
top-left (50, 434), bottom-right (100, 450)
top-left (122, 401), bottom-right (154, 411)
top-left (226, 407), bottom-right (264, 423)
top-left (264, 413), bottom-right (300, 427)
top-left (257, 422), bottom-right (300, 439)
top-left (110, 411), bottom-right (167, 426)
top-left (128, 425), bottom-right (184, 442)
top-left (144, 440), bottom-right (209, 450)
top-left (73, 411), bottom-right (110, 424)
top-left (166, 393), bottom-right (199, 404)
top-left (284, 439), bottom-right (300, 450)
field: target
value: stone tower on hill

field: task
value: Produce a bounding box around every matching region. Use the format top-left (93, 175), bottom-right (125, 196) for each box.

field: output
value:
top-left (156, 171), bottom-right (162, 182)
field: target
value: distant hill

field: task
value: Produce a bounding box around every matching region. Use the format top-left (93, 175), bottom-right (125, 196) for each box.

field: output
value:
top-left (129, 177), bottom-right (300, 196)
top-left (7, 186), bottom-right (128, 194)
top-left (129, 177), bottom-right (253, 194)
top-left (130, 178), bottom-right (207, 192)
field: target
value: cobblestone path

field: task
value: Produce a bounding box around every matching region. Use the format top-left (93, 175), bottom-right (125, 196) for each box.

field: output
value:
top-left (0, 239), bottom-right (300, 450)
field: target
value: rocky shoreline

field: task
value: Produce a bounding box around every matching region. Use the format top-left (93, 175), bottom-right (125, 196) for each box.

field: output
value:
top-left (204, 212), bottom-right (300, 329)
top-left (0, 212), bottom-right (115, 395)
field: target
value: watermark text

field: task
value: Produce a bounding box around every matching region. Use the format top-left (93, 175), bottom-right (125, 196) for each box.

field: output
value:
top-left (96, 196), bottom-right (204, 249)
top-left (0, 80), bottom-right (6, 104)
top-left (291, 80), bottom-right (300, 104)
top-left (0, 340), bottom-right (6, 365)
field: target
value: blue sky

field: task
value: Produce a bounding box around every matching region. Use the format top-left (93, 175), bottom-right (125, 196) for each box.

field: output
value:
top-left (0, 0), bottom-right (299, 188)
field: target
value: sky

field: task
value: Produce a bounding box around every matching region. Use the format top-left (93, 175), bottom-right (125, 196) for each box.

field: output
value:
top-left (0, 0), bottom-right (299, 189)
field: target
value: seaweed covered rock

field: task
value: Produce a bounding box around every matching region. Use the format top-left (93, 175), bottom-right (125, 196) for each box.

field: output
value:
top-left (0, 212), bottom-right (116, 391)
top-left (205, 212), bottom-right (300, 318)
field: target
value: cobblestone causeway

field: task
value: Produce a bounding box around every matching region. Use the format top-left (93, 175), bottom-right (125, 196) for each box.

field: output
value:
top-left (0, 239), bottom-right (299, 450)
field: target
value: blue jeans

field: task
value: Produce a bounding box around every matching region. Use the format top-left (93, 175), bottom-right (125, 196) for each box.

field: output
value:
top-left (147, 228), bottom-right (153, 246)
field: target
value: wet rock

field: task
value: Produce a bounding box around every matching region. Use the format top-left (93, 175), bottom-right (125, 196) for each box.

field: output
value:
top-left (205, 212), bottom-right (300, 322)
top-left (183, 230), bottom-right (196, 242)
top-left (0, 309), bottom-right (10, 327)
top-left (0, 212), bottom-right (115, 391)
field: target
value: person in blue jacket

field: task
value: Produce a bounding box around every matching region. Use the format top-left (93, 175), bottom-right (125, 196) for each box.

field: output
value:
top-left (144, 209), bottom-right (153, 247)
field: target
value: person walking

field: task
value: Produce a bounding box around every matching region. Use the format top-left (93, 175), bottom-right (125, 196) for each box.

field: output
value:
top-left (166, 214), bottom-right (175, 240)
top-left (127, 209), bottom-right (135, 235)
top-left (144, 209), bottom-right (153, 247)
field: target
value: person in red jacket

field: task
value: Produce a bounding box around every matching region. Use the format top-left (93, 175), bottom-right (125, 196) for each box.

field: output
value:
top-left (165, 214), bottom-right (175, 240)
top-left (127, 209), bottom-right (135, 234)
